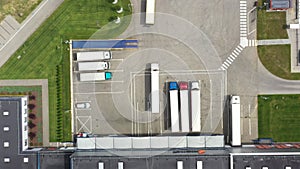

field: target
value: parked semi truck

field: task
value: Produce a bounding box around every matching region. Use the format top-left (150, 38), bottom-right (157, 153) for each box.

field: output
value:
top-left (76, 51), bottom-right (111, 61)
top-left (79, 72), bottom-right (112, 82)
top-left (191, 81), bottom-right (201, 132)
top-left (179, 81), bottom-right (190, 132)
top-left (169, 82), bottom-right (180, 132)
top-left (78, 62), bottom-right (110, 71)
top-left (151, 63), bottom-right (159, 113)
top-left (230, 95), bottom-right (241, 146)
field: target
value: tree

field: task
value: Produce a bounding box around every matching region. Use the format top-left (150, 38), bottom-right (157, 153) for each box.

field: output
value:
top-left (28, 104), bottom-right (35, 110)
top-left (112, 5), bottom-right (121, 11)
top-left (108, 16), bottom-right (118, 22)
top-left (28, 132), bottom-right (36, 140)
top-left (28, 113), bottom-right (36, 119)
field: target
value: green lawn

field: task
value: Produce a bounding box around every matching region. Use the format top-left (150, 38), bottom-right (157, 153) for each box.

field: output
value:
top-left (0, 0), bottom-right (132, 142)
top-left (257, 45), bottom-right (300, 80)
top-left (258, 95), bottom-right (300, 142)
top-left (257, 0), bottom-right (288, 40)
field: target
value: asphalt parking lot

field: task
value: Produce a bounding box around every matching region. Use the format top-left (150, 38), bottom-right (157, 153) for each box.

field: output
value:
top-left (72, 35), bottom-right (226, 136)
top-left (72, 0), bottom-right (259, 143)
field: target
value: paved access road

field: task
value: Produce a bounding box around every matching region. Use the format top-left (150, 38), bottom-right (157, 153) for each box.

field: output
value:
top-left (0, 0), bottom-right (64, 67)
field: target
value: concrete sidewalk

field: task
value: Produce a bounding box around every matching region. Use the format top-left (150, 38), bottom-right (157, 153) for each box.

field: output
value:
top-left (257, 39), bottom-right (291, 45)
top-left (0, 79), bottom-right (50, 146)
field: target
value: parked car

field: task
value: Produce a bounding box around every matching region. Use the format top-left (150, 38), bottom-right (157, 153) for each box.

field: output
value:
top-left (75, 102), bottom-right (91, 109)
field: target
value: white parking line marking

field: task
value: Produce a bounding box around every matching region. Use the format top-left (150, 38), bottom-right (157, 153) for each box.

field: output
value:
top-left (249, 118), bottom-right (252, 135)
top-left (73, 80), bottom-right (123, 84)
top-left (74, 91), bottom-right (124, 94)
top-left (110, 59), bottom-right (124, 61)
top-left (109, 69), bottom-right (124, 72)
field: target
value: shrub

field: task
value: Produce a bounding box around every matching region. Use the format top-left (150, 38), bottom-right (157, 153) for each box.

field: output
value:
top-left (28, 113), bottom-right (36, 119)
top-left (28, 132), bottom-right (36, 140)
top-left (111, 5), bottom-right (121, 11)
top-left (28, 104), bottom-right (35, 110)
top-left (29, 95), bottom-right (36, 100)
top-left (28, 121), bottom-right (36, 129)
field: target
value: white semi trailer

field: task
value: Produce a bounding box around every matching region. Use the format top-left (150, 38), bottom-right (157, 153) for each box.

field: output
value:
top-left (151, 63), bottom-right (159, 113)
top-left (179, 81), bottom-right (190, 132)
top-left (78, 62), bottom-right (110, 71)
top-left (79, 72), bottom-right (112, 82)
top-left (230, 95), bottom-right (241, 146)
top-left (146, 0), bottom-right (155, 24)
top-left (191, 81), bottom-right (201, 132)
top-left (76, 51), bottom-right (111, 61)
top-left (169, 82), bottom-right (180, 132)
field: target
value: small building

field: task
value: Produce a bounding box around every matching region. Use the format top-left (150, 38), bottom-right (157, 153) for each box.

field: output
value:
top-left (270, 0), bottom-right (291, 10)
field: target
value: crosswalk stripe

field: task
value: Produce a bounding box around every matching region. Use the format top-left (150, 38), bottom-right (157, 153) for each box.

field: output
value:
top-left (232, 52), bottom-right (238, 58)
top-left (226, 59), bottom-right (232, 64)
top-left (237, 45), bottom-right (243, 50)
top-left (228, 57), bottom-right (234, 62)
top-left (233, 50), bottom-right (239, 55)
top-left (240, 15), bottom-right (247, 19)
top-left (230, 55), bottom-right (236, 60)
top-left (235, 47), bottom-right (242, 53)
top-left (221, 67), bottom-right (226, 70)
top-left (222, 64), bottom-right (228, 69)
top-left (240, 18), bottom-right (247, 22)
top-left (240, 24), bottom-right (247, 27)
top-left (240, 13), bottom-right (247, 16)
top-left (240, 6), bottom-right (247, 10)
top-left (240, 27), bottom-right (247, 31)
top-left (224, 62), bottom-right (230, 67)
top-left (240, 1), bottom-right (246, 4)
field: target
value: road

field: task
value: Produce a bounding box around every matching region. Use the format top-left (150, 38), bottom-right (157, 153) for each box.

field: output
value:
top-left (0, 0), bottom-right (64, 67)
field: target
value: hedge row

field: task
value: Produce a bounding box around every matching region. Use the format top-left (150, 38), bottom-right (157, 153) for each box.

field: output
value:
top-left (55, 65), bottom-right (63, 141)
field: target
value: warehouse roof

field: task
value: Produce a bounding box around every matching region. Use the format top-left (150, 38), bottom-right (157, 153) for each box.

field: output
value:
top-left (0, 97), bottom-right (36, 169)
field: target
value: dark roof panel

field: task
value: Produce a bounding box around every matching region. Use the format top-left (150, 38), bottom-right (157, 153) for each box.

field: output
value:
top-left (271, 0), bottom-right (290, 9)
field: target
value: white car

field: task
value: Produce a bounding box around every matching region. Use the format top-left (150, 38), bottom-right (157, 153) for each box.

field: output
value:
top-left (75, 102), bottom-right (91, 109)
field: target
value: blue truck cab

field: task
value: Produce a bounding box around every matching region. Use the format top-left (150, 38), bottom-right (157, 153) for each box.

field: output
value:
top-left (105, 72), bottom-right (112, 80)
top-left (169, 82), bottom-right (178, 90)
